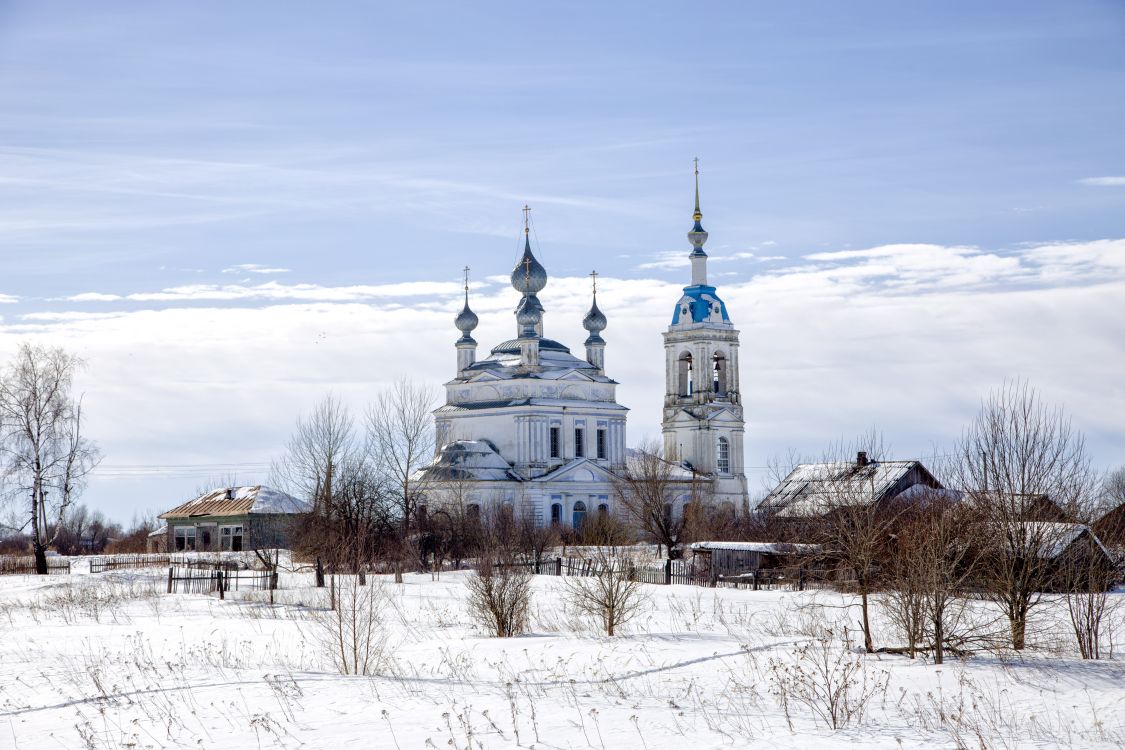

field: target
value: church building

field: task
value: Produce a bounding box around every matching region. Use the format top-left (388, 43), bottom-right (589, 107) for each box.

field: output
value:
top-left (419, 170), bottom-right (749, 526)
top-left (420, 210), bottom-right (627, 529)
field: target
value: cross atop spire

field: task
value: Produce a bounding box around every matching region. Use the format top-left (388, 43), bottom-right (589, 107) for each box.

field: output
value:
top-left (589, 269), bottom-right (598, 299)
top-left (463, 265), bottom-right (470, 297)
top-left (693, 158), bottom-right (703, 222)
top-left (522, 204), bottom-right (531, 234)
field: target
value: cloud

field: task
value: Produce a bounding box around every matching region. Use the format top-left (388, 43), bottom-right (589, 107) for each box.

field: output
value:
top-left (5, 237), bottom-right (1125, 520)
top-left (1078, 176), bottom-right (1125, 187)
top-left (0, 294), bottom-right (17, 304)
top-left (222, 264), bottom-right (292, 275)
top-left (64, 280), bottom-right (480, 304)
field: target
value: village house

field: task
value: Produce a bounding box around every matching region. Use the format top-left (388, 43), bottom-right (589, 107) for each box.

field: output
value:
top-left (158, 486), bottom-right (310, 552)
top-left (756, 452), bottom-right (945, 521)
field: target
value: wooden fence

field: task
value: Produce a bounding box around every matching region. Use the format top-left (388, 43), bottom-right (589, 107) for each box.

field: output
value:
top-left (0, 556), bottom-right (71, 576)
top-left (92, 554), bottom-right (246, 574)
top-left (165, 567), bottom-right (275, 598)
top-left (501, 556), bottom-right (819, 591)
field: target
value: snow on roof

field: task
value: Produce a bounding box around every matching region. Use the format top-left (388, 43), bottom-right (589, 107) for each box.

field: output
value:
top-left (147, 524), bottom-right (167, 538)
top-left (759, 459), bottom-right (933, 518)
top-left (690, 541), bottom-right (820, 554)
top-left (624, 448), bottom-right (700, 481)
top-left (418, 440), bottom-right (520, 482)
top-left (160, 486), bottom-right (310, 519)
top-left (1015, 522), bottom-right (1110, 559)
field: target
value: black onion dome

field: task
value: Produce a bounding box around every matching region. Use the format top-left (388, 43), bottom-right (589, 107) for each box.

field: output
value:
top-left (510, 236), bottom-right (548, 294)
top-left (515, 293), bottom-right (543, 329)
top-left (455, 302), bottom-right (479, 333)
top-left (582, 299), bottom-right (607, 333)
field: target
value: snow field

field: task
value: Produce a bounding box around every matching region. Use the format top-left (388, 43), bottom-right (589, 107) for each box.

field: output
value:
top-left (0, 568), bottom-right (1122, 749)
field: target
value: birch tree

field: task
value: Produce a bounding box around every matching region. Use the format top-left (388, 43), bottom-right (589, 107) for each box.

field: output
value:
top-left (0, 343), bottom-right (100, 574)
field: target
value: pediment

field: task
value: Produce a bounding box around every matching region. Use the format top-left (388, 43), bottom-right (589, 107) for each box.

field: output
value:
top-left (535, 459), bottom-right (615, 484)
top-left (467, 371), bottom-right (508, 383)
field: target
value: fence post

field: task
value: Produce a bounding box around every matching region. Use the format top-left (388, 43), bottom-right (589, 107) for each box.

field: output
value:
top-left (555, 557), bottom-right (562, 576)
top-left (167, 567), bottom-right (173, 594)
top-left (798, 567), bottom-right (805, 592)
top-left (753, 569), bottom-right (759, 591)
top-left (217, 570), bottom-right (225, 600)
top-left (664, 558), bottom-right (672, 585)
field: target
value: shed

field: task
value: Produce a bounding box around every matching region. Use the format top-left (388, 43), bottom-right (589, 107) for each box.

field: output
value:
top-left (690, 541), bottom-right (820, 576)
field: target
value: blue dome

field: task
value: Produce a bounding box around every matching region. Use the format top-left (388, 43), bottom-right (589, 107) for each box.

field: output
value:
top-left (671, 285), bottom-right (731, 326)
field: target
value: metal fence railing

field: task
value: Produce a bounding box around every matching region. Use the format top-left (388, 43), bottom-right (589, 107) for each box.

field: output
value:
top-left (165, 567), bottom-right (275, 598)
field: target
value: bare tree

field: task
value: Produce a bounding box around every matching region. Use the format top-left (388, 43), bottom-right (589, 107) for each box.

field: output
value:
top-left (812, 434), bottom-right (899, 654)
top-left (1059, 531), bottom-right (1119, 660)
top-left (563, 547), bottom-right (649, 636)
top-left (366, 379), bottom-right (437, 582)
top-left (0, 343), bottom-right (100, 574)
top-left (272, 393), bottom-right (359, 585)
top-left (885, 493), bottom-right (977, 664)
top-left (951, 381), bottom-right (1098, 650)
top-left (465, 556), bottom-right (533, 637)
top-left (612, 439), bottom-right (701, 560)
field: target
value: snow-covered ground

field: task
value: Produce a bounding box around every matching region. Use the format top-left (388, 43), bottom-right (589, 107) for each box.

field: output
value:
top-left (1, 566), bottom-right (1122, 749)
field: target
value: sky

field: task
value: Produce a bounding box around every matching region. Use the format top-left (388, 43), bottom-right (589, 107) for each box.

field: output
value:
top-left (1, 1), bottom-right (1123, 523)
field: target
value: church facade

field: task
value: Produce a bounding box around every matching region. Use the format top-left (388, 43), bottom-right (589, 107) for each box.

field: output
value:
top-left (418, 173), bottom-right (748, 527)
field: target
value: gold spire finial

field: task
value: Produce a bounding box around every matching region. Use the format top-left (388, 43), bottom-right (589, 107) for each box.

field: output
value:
top-left (692, 158), bottom-right (702, 222)
top-left (522, 204), bottom-right (531, 235)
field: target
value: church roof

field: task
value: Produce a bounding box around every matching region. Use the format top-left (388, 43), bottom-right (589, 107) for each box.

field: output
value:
top-left (435, 397), bottom-right (628, 414)
top-left (420, 440), bottom-right (520, 481)
top-left (671, 284), bottom-right (731, 326)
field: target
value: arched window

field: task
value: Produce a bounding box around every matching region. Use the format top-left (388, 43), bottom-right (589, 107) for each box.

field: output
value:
top-left (717, 437), bottom-right (730, 474)
top-left (550, 502), bottom-right (562, 525)
top-left (712, 352), bottom-right (727, 395)
top-left (597, 503), bottom-right (609, 515)
top-left (677, 352), bottom-right (693, 396)
top-left (662, 502), bottom-right (673, 525)
top-left (466, 503), bottom-right (481, 520)
top-left (572, 500), bottom-right (587, 529)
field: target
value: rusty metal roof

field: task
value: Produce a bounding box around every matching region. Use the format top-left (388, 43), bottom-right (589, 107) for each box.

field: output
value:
top-left (159, 485), bottom-right (309, 520)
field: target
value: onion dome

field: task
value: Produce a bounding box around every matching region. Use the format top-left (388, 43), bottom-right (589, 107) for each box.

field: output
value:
top-left (455, 302), bottom-right (478, 338)
top-left (511, 234), bottom-right (548, 294)
top-left (455, 267), bottom-right (479, 341)
top-left (583, 299), bottom-right (607, 334)
top-left (515, 293), bottom-right (543, 335)
top-left (583, 271), bottom-right (607, 344)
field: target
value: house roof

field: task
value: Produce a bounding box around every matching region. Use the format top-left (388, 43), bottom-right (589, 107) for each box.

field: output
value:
top-left (758, 459), bottom-right (937, 518)
top-left (1012, 522), bottom-right (1111, 559)
top-left (690, 541), bottom-right (820, 554)
top-left (160, 486), bottom-right (310, 520)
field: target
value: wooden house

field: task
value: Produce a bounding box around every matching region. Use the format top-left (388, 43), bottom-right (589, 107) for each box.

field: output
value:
top-left (158, 486), bottom-right (310, 552)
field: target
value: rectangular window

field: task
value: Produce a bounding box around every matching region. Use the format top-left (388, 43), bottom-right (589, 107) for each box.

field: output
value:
top-left (220, 525), bottom-right (244, 552)
top-left (574, 428), bottom-right (585, 458)
top-left (596, 428), bottom-right (607, 459)
top-left (174, 526), bottom-right (196, 551)
top-left (549, 427), bottom-right (561, 458)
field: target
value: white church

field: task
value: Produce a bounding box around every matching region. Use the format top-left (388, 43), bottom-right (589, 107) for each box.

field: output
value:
top-left (419, 172), bottom-right (748, 527)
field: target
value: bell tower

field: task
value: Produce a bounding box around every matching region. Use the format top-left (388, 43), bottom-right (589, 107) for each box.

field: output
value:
top-left (661, 161), bottom-right (748, 511)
